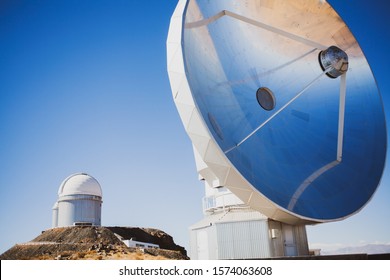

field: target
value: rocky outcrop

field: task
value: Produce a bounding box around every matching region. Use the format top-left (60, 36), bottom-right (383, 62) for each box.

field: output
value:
top-left (106, 226), bottom-right (187, 256)
top-left (0, 226), bottom-right (188, 260)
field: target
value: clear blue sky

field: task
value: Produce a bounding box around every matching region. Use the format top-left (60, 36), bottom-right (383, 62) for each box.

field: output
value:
top-left (0, 0), bottom-right (389, 255)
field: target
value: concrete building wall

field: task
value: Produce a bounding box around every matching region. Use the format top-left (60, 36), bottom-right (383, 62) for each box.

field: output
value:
top-left (268, 220), bottom-right (309, 257)
top-left (216, 220), bottom-right (271, 259)
top-left (268, 220), bottom-right (284, 257)
top-left (294, 224), bottom-right (309, 256)
top-left (190, 209), bottom-right (273, 260)
top-left (190, 225), bottom-right (218, 260)
top-left (191, 215), bottom-right (309, 259)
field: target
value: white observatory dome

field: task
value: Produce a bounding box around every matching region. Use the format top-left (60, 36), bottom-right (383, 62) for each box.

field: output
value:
top-left (52, 173), bottom-right (103, 228)
top-left (58, 173), bottom-right (102, 197)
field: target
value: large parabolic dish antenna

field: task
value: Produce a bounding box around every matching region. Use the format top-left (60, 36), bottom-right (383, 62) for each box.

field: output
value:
top-left (167, 0), bottom-right (387, 224)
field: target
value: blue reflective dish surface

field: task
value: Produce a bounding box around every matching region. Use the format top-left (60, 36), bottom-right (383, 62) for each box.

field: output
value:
top-left (182, 0), bottom-right (386, 220)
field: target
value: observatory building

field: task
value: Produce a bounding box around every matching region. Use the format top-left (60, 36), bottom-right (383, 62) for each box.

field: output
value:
top-left (189, 151), bottom-right (308, 259)
top-left (52, 173), bottom-right (102, 228)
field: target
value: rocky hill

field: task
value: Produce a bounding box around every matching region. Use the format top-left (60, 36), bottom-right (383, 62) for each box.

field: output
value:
top-left (0, 226), bottom-right (188, 260)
